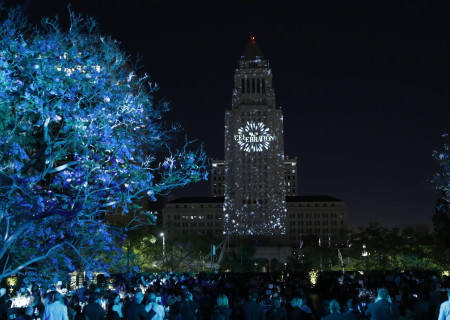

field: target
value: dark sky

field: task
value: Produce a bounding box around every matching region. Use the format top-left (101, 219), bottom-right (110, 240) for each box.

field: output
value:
top-left (7, 0), bottom-right (450, 229)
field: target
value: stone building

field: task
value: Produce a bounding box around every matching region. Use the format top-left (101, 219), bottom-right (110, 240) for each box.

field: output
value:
top-left (162, 37), bottom-right (348, 252)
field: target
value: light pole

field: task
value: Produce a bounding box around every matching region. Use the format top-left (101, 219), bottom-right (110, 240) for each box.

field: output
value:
top-left (160, 232), bottom-right (165, 271)
top-left (160, 233), bottom-right (165, 258)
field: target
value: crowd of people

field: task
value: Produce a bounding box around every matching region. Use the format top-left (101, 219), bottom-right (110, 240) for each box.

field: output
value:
top-left (0, 270), bottom-right (449, 320)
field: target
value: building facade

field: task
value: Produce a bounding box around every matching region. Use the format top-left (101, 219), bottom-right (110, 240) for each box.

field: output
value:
top-left (212, 157), bottom-right (298, 197)
top-left (223, 37), bottom-right (286, 236)
top-left (162, 38), bottom-right (349, 245)
top-left (163, 196), bottom-right (348, 246)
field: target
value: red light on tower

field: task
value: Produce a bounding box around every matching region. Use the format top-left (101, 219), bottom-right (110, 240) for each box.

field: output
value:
top-left (250, 35), bottom-right (255, 43)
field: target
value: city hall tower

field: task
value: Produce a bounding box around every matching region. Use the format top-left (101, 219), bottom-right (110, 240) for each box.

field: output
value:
top-left (223, 37), bottom-right (287, 235)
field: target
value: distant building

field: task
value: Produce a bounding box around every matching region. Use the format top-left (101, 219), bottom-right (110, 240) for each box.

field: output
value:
top-left (162, 37), bottom-right (348, 245)
top-left (162, 195), bottom-right (348, 246)
top-left (286, 196), bottom-right (348, 246)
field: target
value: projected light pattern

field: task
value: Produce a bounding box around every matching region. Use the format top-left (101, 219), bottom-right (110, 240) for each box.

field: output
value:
top-left (235, 121), bottom-right (274, 152)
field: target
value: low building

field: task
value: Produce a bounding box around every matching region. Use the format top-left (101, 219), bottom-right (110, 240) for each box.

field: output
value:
top-left (162, 195), bottom-right (348, 246)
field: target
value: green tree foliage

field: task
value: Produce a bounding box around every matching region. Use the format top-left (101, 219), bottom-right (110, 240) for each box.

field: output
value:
top-left (161, 228), bottom-right (215, 272)
top-left (118, 228), bottom-right (161, 273)
top-left (0, 8), bottom-right (207, 285)
top-left (280, 225), bottom-right (442, 272)
top-left (344, 224), bottom-right (440, 271)
top-left (117, 225), bottom-right (217, 273)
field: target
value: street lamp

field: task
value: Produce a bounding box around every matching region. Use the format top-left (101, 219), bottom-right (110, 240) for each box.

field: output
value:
top-left (160, 233), bottom-right (165, 257)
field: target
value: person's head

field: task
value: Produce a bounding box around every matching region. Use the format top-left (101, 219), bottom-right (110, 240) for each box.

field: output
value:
top-left (329, 299), bottom-right (340, 314)
top-left (216, 294), bottom-right (228, 308)
top-left (290, 297), bottom-right (303, 308)
top-left (272, 297), bottom-right (281, 309)
top-left (377, 288), bottom-right (390, 300)
top-left (108, 292), bottom-right (119, 306)
top-left (0, 294), bottom-right (10, 305)
top-left (248, 289), bottom-right (258, 301)
top-left (25, 306), bottom-right (34, 316)
top-left (135, 292), bottom-right (144, 304)
top-left (182, 289), bottom-right (193, 301)
top-left (166, 294), bottom-right (178, 307)
top-left (52, 291), bottom-right (63, 303)
top-left (69, 293), bottom-right (79, 304)
top-left (148, 293), bottom-right (156, 303)
top-left (346, 298), bottom-right (358, 310)
top-left (88, 293), bottom-right (100, 304)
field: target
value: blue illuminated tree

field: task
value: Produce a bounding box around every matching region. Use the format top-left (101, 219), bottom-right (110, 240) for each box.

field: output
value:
top-left (0, 8), bottom-right (207, 285)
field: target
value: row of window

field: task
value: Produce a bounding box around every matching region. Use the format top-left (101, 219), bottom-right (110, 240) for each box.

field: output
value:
top-left (288, 213), bottom-right (342, 219)
top-left (173, 204), bottom-right (222, 208)
top-left (289, 220), bottom-right (341, 226)
top-left (178, 222), bottom-right (222, 227)
top-left (168, 214), bottom-right (222, 220)
top-left (240, 60), bottom-right (269, 68)
top-left (240, 110), bottom-right (267, 116)
top-left (181, 230), bottom-right (222, 235)
top-left (288, 228), bottom-right (339, 234)
top-left (238, 97), bottom-right (269, 105)
top-left (241, 78), bottom-right (266, 94)
top-left (287, 203), bottom-right (338, 208)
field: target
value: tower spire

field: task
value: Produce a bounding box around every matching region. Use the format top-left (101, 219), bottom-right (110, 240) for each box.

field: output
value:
top-left (242, 36), bottom-right (265, 59)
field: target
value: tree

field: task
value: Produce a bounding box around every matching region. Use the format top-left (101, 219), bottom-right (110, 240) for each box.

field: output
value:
top-left (117, 228), bottom-right (161, 274)
top-left (0, 8), bottom-right (207, 285)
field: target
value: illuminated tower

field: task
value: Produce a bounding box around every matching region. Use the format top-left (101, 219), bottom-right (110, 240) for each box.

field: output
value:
top-left (223, 37), bottom-right (286, 235)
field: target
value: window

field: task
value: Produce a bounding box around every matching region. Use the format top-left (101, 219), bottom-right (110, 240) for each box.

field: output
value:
top-left (257, 79), bottom-right (260, 93)
top-left (247, 79), bottom-right (250, 93)
top-left (241, 79), bottom-right (245, 93)
top-left (262, 79), bottom-right (266, 93)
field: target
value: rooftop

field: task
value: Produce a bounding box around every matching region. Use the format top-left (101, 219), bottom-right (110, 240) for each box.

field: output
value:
top-left (167, 195), bottom-right (344, 204)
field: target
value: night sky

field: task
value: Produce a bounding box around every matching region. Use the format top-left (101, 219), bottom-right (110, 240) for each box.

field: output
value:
top-left (6, 0), bottom-right (450, 229)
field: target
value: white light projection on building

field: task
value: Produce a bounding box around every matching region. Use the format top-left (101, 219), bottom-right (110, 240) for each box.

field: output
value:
top-left (223, 37), bottom-right (287, 236)
top-left (234, 121), bottom-right (274, 152)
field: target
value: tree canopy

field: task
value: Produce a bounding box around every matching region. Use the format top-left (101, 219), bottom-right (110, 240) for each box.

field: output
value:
top-left (0, 8), bottom-right (207, 285)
